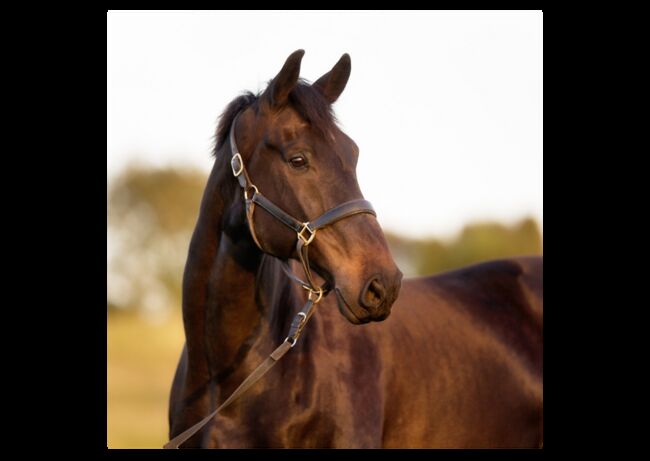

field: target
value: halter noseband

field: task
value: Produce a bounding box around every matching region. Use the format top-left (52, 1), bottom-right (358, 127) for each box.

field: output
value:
top-left (228, 112), bottom-right (376, 309)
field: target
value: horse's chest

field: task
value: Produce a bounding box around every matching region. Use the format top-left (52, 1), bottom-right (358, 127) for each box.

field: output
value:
top-left (207, 351), bottom-right (385, 448)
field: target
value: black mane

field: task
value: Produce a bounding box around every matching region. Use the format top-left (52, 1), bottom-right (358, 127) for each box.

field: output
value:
top-left (214, 91), bottom-right (258, 153)
top-left (213, 80), bottom-right (338, 155)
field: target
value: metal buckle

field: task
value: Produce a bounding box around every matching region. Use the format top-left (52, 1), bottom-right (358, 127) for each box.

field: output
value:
top-left (307, 287), bottom-right (323, 303)
top-left (244, 185), bottom-right (258, 201)
top-left (297, 223), bottom-right (316, 245)
top-left (285, 336), bottom-right (297, 347)
top-left (231, 153), bottom-right (244, 177)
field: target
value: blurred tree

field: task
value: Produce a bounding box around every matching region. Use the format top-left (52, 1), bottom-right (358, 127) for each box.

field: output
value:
top-left (107, 165), bottom-right (542, 317)
top-left (385, 218), bottom-right (542, 277)
top-left (108, 165), bottom-right (207, 318)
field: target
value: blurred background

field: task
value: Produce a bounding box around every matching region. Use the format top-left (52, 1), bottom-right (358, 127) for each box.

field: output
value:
top-left (107, 11), bottom-right (542, 448)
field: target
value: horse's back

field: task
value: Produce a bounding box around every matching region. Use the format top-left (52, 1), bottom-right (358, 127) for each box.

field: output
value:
top-left (381, 256), bottom-right (543, 447)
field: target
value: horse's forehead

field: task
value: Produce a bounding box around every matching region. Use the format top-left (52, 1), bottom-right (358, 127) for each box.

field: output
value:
top-left (278, 119), bottom-right (310, 143)
top-left (272, 110), bottom-right (309, 134)
top-left (266, 109), bottom-right (338, 144)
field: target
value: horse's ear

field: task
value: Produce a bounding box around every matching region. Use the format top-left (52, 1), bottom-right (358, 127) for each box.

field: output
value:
top-left (263, 49), bottom-right (305, 108)
top-left (313, 53), bottom-right (351, 104)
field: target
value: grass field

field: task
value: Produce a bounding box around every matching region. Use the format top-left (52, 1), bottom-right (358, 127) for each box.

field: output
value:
top-left (107, 310), bottom-right (185, 448)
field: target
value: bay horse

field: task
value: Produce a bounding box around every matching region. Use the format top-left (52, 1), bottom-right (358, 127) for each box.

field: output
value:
top-left (168, 50), bottom-right (543, 448)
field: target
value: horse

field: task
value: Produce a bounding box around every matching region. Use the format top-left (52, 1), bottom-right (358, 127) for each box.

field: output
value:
top-left (168, 50), bottom-right (543, 448)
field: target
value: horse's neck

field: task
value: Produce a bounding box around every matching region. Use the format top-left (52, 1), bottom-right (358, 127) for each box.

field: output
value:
top-left (181, 164), bottom-right (297, 385)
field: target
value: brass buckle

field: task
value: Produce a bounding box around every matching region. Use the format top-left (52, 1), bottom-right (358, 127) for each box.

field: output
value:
top-left (307, 287), bottom-right (323, 303)
top-left (244, 185), bottom-right (259, 201)
top-left (231, 153), bottom-right (244, 177)
top-left (297, 223), bottom-right (316, 245)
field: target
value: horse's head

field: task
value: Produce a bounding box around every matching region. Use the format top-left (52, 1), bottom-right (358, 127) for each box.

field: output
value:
top-left (221, 50), bottom-right (402, 324)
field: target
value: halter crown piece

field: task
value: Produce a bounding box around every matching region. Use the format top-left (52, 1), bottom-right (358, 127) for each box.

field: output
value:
top-left (164, 112), bottom-right (376, 448)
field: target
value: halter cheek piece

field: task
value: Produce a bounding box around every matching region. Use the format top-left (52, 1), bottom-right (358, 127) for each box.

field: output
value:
top-left (164, 112), bottom-right (377, 448)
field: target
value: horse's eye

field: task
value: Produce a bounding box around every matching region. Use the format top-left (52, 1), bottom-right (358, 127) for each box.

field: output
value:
top-left (289, 156), bottom-right (307, 169)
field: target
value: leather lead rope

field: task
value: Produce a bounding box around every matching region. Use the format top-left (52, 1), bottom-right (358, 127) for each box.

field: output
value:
top-left (164, 112), bottom-right (375, 448)
top-left (164, 296), bottom-right (318, 449)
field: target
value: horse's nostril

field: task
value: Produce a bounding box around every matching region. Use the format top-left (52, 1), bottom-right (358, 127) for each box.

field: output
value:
top-left (361, 278), bottom-right (386, 309)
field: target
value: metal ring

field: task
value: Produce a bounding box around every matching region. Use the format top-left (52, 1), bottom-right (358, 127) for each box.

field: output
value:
top-left (308, 287), bottom-right (323, 303)
top-left (285, 336), bottom-right (297, 347)
top-left (244, 185), bottom-right (259, 201)
top-left (231, 153), bottom-right (244, 177)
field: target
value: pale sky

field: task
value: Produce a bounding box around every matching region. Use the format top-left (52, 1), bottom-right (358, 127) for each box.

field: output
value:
top-left (107, 10), bottom-right (542, 238)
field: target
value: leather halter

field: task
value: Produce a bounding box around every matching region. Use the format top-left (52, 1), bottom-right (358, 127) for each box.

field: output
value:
top-left (164, 112), bottom-right (376, 448)
top-left (229, 112), bottom-right (376, 299)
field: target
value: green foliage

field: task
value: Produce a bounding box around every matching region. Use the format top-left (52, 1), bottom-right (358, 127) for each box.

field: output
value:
top-left (107, 166), bottom-right (542, 313)
top-left (109, 167), bottom-right (207, 234)
top-left (108, 165), bottom-right (208, 313)
top-left (385, 217), bottom-right (542, 277)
